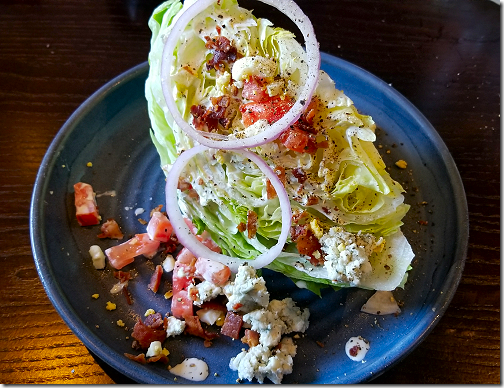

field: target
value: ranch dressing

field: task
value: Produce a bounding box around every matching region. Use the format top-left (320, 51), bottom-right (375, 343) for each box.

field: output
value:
top-left (169, 358), bottom-right (209, 381)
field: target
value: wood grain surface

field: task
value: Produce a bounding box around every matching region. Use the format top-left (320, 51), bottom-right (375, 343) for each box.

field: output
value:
top-left (0, 0), bottom-right (499, 384)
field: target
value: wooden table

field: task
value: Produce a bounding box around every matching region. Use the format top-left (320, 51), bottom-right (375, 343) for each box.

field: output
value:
top-left (0, 0), bottom-right (499, 384)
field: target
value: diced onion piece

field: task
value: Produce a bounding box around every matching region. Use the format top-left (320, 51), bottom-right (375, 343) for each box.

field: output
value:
top-left (160, 0), bottom-right (320, 149)
top-left (165, 145), bottom-right (291, 272)
top-left (361, 291), bottom-right (401, 315)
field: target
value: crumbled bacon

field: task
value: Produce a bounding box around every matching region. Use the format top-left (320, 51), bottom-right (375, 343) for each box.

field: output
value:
top-left (204, 35), bottom-right (238, 71)
top-left (292, 168), bottom-right (307, 184)
top-left (265, 179), bottom-right (277, 199)
top-left (247, 210), bottom-right (258, 239)
top-left (150, 204), bottom-right (164, 218)
top-left (148, 265), bottom-right (163, 293)
top-left (184, 315), bottom-right (219, 342)
top-left (274, 166), bottom-right (287, 186)
top-left (97, 218), bottom-right (124, 239)
top-left (290, 224), bottom-right (323, 265)
top-left (237, 222), bottom-right (247, 233)
top-left (220, 311), bottom-right (243, 340)
top-left (147, 354), bottom-right (169, 364)
top-left (241, 329), bottom-right (259, 347)
top-left (191, 95), bottom-right (231, 132)
top-left (164, 234), bottom-right (179, 254)
top-left (131, 313), bottom-right (167, 349)
top-left (123, 284), bottom-right (133, 305)
top-left (306, 195), bottom-right (319, 205)
top-left (124, 352), bottom-right (147, 364)
top-left (113, 270), bottom-right (131, 283)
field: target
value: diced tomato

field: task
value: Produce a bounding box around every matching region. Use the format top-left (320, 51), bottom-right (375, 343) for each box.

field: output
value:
top-left (74, 182), bottom-right (101, 226)
top-left (242, 76), bottom-right (269, 103)
top-left (146, 211), bottom-right (173, 242)
top-left (195, 257), bottom-right (231, 286)
top-left (240, 96), bottom-right (294, 127)
top-left (278, 126), bottom-right (318, 153)
top-left (105, 233), bottom-right (160, 269)
top-left (220, 311), bottom-right (243, 339)
top-left (148, 265), bottom-right (163, 293)
top-left (97, 218), bottom-right (123, 239)
top-left (173, 248), bottom-right (196, 293)
top-left (171, 289), bottom-right (194, 319)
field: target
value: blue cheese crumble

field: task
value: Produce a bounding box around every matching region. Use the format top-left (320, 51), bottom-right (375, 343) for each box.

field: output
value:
top-left (243, 298), bottom-right (310, 347)
top-left (223, 264), bottom-right (269, 313)
top-left (320, 226), bottom-right (384, 285)
top-left (230, 336), bottom-right (298, 384)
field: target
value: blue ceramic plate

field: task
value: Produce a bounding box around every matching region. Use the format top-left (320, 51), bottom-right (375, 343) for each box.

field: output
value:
top-left (30, 54), bottom-right (468, 384)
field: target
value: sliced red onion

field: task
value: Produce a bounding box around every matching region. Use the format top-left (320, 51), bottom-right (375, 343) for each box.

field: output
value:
top-left (165, 145), bottom-right (291, 272)
top-left (160, 0), bottom-right (320, 149)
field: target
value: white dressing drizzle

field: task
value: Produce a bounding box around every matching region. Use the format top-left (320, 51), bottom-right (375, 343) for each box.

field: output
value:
top-left (169, 358), bottom-right (209, 381)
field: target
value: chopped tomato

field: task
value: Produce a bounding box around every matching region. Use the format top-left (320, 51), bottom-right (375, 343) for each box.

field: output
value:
top-left (148, 265), bottom-right (163, 293)
top-left (242, 76), bottom-right (269, 103)
top-left (240, 96), bottom-right (294, 127)
top-left (278, 126), bottom-right (318, 153)
top-left (105, 233), bottom-right (160, 269)
top-left (146, 211), bottom-right (173, 242)
top-left (97, 218), bottom-right (123, 239)
top-left (173, 248), bottom-right (196, 293)
top-left (195, 257), bottom-right (231, 286)
top-left (74, 182), bottom-right (101, 226)
top-left (171, 289), bottom-right (194, 319)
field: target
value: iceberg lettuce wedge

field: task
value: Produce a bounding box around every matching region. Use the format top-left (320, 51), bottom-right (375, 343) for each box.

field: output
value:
top-left (145, 0), bottom-right (415, 292)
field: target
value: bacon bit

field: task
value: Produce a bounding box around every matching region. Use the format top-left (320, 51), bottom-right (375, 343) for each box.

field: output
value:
top-left (147, 354), bottom-right (169, 364)
top-left (302, 97), bottom-right (319, 125)
top-left (124, 352), bottom-right (147, 364)
top-left (306, 195), bottom-right (319, 205)
top-left (113, 270), bottom-right (131, 283)
top-left (148, 265), bottom-right (163, 293)
top-left (131, 313), bottom-right (167, 349)
top-left (265, 179), bottom-right (277, 199)
top-left (237, 222), bottom-right (247, 233)
top-left (138, 218), bottom-right (148, 225)
top-left (290, 224), bottom-right (323, 265)
top-left (123, 285), bottom-right (133, 305)
top-left (241, 329), bottom-right (260, 347)
top-left (247, 210), bottom-right (258, 239)
top-left (291, 210), bottom-right (309, 225)
top-left (149, 204), bottom-right (164, 219)
top-left (220, 312), bottom-right (243, 340)
top-left (349, 345), bottom-right (360, 357)
top-left (184, 316), bottom-right (219, 341)
top-left (164, 234), bottom-right (180, 254)
top-left (182, 65), bottom-right (196, 76)
top-left (233, 303), bottom-right (243, 310)
top-left (204, 35), bottom-right (238, 71)
top-left (274, 166), bottom-right (287, 186)
top-left (203, 340), bottom-right (213, 348)
top-left (292, 168), bottom-right (307, 184)
top-left (316, 340), bottom-right (325, 348)
top-left (191, 95), bottom-right (231, 131)
top-left (97, 218), bottom-right (124, 239)
top-left (418, 220), bottom-right (428, 226)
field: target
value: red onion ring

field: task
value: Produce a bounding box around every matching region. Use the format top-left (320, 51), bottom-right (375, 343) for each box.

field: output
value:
top-left (165, 145), bottom-right (292, 272)
top-left (160, 0), bottom-right (320, 149)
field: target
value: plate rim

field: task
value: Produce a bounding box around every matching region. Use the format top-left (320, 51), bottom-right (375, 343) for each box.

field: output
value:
top-left (29, 55), bottom-right (468, 384)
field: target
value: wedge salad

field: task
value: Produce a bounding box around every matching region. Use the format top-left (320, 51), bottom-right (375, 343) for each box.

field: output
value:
top-left (146, 0), bottom-right (414, 296)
